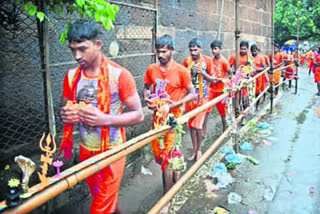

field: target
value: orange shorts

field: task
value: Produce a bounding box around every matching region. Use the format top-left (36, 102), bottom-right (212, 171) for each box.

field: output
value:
top-left (79, 144), bottom-right (125, 214)
top-left (185, 98), bottom-right (209, 129)
top-left (210, 91), bottom-right (226, 116)
top-left (314, 69), bottom-right (320, 83)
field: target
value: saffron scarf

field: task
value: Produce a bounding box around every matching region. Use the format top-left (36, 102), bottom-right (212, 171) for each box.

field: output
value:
top-left (58, 55), bottom-right (110, 159)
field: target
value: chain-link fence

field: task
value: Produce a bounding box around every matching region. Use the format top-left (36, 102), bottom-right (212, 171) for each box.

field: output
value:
top-left (0, 0), bottom-right (157, 165)
top-left (0, 1), bottom-right (47, 165)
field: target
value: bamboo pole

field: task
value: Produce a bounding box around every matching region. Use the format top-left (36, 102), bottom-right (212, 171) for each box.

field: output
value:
top-left (2, 92), bottom-right (228, 213)
top-left (2, 64), bottom-right (275, 213)
top-left (148, 82), bottom-right (273, 214)
top-left (2, 127), bottom-right (170, 214)
top-left (147, 126), bottom-right (232, 214)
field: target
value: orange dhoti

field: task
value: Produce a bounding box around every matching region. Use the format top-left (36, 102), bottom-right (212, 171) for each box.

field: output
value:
top-left (270, 69), bottom-right (281, 85)
top-left (185, 98), bottom-right (209, 129)
top-left (284, 66), bottom-right (294, 79)
top-left (209, 91), bottom-right (226, 116)
top-left (79, 144), bottom-right (126, 214)
top-left (255, 75), bottom-right (263, 95)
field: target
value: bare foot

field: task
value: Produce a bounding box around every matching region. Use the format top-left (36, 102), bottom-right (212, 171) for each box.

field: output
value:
top-left (158, 203), bottom-right (170, 214)
top-left (187, 153), bottom-right (196, 161)
top-left (196, 151), bottom-right (202, 161)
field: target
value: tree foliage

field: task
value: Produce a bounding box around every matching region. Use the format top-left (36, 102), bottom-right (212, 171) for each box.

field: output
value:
top-left (274, 0), bottom-right (320, 46)
top-left (14, 0), bottom-right (119, 43)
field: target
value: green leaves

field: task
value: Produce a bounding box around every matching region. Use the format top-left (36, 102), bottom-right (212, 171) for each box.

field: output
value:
top-left (24, 1), bottom-right (37, 15)
top-left (274, 0), bottom-right (320, 45)
top-left (36, 11), bottom-right (45, 22)
top-left (16, 0), bottom-right (119, 44)
top-left (59, 21), bottom-right (70, 44)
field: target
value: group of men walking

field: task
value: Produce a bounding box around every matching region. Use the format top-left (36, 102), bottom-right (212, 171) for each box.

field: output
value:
top-left (58, 19), bottom-right (320, 214)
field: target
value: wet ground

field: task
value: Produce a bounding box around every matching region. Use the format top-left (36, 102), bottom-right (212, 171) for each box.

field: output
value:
top-left (173, 67), bottom-right (320, 214)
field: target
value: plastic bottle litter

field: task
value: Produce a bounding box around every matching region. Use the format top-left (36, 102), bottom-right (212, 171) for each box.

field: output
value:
top-left (240, 141), bottom-right (253, 151)
top-left (246, 156), bottom-right (259, 165)
top-left (247, 210), bottom-right (258, 214)
top-left (227, 192), bottom-right (242, 204)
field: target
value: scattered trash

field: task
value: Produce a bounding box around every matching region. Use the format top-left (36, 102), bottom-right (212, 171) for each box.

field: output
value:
top-left (217, 173), bottom-right (233, 188)
top-left (246, 156), bottom-right (259, 165)
top-left (247, 120), bottom-right (256, 126)
top-left (210, 163), bottom-right (227, 174)
top-left (258, 129), bottom-right (273, 137)
top-left (309, 186), bottom-right (315, 197)
top-left (141, 165), bottom-right (152, 176)
top-left (213, 206), bottom-right (230, 214)
top-left (204, 179), bottom-right (219, 192)
top-left (285, 170), bottom-right (296, 177)
top-left (317, 107), bottom-right (320, 117)
top-left (247, 210), bottom-right (258, 214)
top-left (256, 122), bottom-right (270, 129)
top-left (208, 167), bottom-right (234, 189)
top-left (263, 140), bottom-right (272, 146)
top-left (238, 154), bottom-right (259, 165)
top-left (227, 192), bottom-right (242, 204)
top-left (4, 165), bottom-right (9, 170)
top-left (226, 162), bottom-right (236, 170)
top-left (240, 141), bottom-right (253, 151)
top-left (225, 153), bottom-right (243, 164)
top-left (220, 146), bottom-right (234, 154)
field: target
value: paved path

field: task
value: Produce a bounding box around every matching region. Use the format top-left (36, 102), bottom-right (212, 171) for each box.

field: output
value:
top-left (175, 67), bottom-right (320, 214)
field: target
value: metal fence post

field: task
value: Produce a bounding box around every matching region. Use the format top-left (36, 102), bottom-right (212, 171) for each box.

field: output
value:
top-left (270, 0), bottom-right (274, 114)
top-left (38, 0), bottom-right (56, 137)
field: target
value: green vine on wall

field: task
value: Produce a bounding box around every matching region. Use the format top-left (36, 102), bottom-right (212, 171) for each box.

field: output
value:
top-left (14, 0), bottom-right (119, 43)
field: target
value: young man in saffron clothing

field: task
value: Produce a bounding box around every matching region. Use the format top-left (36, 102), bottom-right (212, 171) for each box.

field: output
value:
top-left (269, 43), bottom-right (283, 95)
top-left (259, 48), bottom-right (270, 103)
top-left (282, 50), bottom-right (295, 88)
top-left (307, 48), bottom-right (315, 76)
top-left (143, 34), bottom-right (195, 213)
top-left (182, 38), bottom-right (214, 161)
top-left (59, 20), bottom-right (144, 214)
top-left (209, 40), bottom-right (231, 132)
top-left (228, 40), bottom-right (252, 110)
top-left (313, 47), bottom-right (320, 96)
top-left (250, 44), bottom-right (266, 110)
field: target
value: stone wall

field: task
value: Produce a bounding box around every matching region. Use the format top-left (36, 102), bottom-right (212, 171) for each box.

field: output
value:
top-left (156, 0), bottom-right (272, 62)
